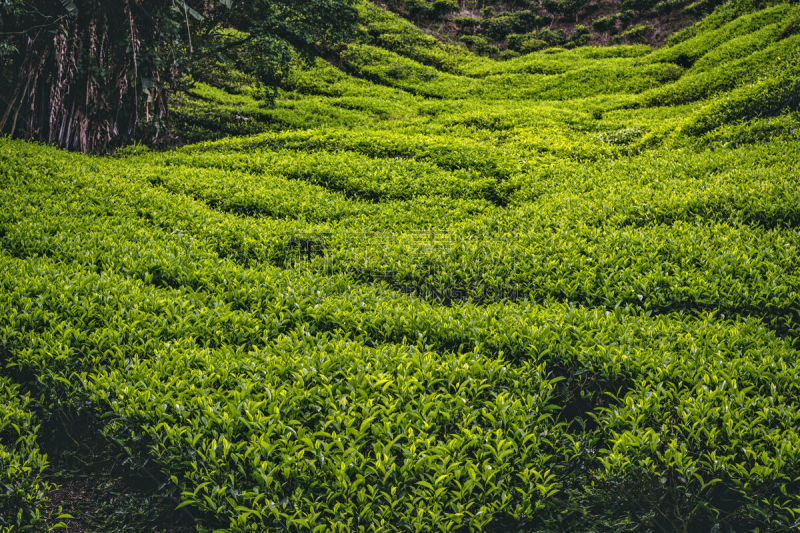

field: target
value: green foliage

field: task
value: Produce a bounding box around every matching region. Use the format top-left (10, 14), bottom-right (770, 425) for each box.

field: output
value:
top-left (542, 0), bottom-right (592, 17)
top-left (622, 0), bottom-right (660, 11)
top-left (2, 1), bottom-right (800, 531)
top-left (218, 0), bottom-right (359, 73)
top-left (569, 24), bottom-right (593, 47)
top-left (0, 380), bottom-right (51, 531)
top-left (375, 0), bottom-right (718, 53)
top-left (676, 59), bottom-right (800, 137)
top-left (536, 27), bottom-right (569, 46)
top-left (612, 24), bottom-right (655, 43)
top-left (507, 33), bottom-right (549, 53)
top-left (460, 35), bottom-right (500, 55)
top-left (484, 11), bottom-right (547, 41)
top-left (406, 0), bottom-right (459, 20)
top-left (654, 3), bottom-right (795, 62)
top-left (357, 2), bottom-right (478, 73)
top-left (453, 16), bottom-right (482, 32)
top-left (638, 32), bottom-right (800, 107)
top-left (592, 14), bottom-right (619, 33)
top-left (0, 0), bottom-right (358, 152)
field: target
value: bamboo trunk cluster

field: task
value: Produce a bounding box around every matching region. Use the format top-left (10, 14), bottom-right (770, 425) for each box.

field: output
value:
top-left (0, 1), bottom-right (172, 153)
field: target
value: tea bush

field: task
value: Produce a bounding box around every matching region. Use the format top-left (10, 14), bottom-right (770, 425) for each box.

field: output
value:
top-left (2, 0), bottom-right (800, 531)
top-left (0, 380), bottom-right (50, 532)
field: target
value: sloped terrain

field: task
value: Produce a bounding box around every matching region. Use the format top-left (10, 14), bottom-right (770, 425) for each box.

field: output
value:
top-left (375, 0), bottom-right (730, 53)
top-left (2, 1), bottom-right (800, 531)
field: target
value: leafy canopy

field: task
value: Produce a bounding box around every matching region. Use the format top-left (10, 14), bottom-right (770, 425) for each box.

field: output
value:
top-left (0, 0), bottom-right (357, 152)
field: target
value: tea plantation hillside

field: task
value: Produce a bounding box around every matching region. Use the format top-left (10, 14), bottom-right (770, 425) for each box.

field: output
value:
top-left (377, 0), bottom-right (714, 52)
top-left (2, 1), bottom-right (800, 531)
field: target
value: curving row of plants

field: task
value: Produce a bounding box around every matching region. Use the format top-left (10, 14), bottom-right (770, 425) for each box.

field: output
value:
top-left (3, 130), bottom-right (800, 529)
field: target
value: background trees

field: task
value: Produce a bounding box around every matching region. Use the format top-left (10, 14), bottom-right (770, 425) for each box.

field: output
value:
top-left (0, 0), bottom-right (357, 153)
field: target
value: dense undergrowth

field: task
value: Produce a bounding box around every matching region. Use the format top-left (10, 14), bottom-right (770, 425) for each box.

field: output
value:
top-left (378, 0), bottom-right (727, 54)
top-left (2, 0), bottom-right (800, 531)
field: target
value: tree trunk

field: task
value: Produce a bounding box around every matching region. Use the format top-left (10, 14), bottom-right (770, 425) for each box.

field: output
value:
top-left (1, 1), bottom-right (174, 153)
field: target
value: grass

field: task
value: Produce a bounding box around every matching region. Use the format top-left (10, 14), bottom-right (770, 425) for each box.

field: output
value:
top-left (1, 0), bottom-right (800, 531)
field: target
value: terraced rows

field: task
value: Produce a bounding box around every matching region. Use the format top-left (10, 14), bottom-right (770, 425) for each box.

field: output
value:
top-left (2, 1), bottom-right (800, 531)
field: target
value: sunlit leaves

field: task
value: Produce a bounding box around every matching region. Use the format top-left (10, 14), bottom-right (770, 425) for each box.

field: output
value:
top-left (2, 2), bottom-right (800, 530)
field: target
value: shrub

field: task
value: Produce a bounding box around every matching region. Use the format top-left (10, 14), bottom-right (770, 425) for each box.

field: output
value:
top-left (613, 24), bottom-right (655, 43)
top-left (592, 15), bottom-right (618, 33)
top-left (452, 16), bottom-right (481, 33)
top-left (498, 49), bottom-right (521, 60)
top-left (406, 0), bottom-right (459, 20)
top-left (485, 14), bottom-right (517, 40)
top-left (621, 0), bottom-right (661, 11)
top-left (507, 33), bottom-right (550, 53)
top-left (537, 28), bottom-right (569, 46)
top-left (0, 381), bottom-right (51, 531)
top-left (678, 59), bottom-right (800, 136)
top-left (3, 3), bottom-right (800, 531)
top-left (569, 24), bottom-right (593, 47)
top-left (460, 35), bottom-right (500, 55)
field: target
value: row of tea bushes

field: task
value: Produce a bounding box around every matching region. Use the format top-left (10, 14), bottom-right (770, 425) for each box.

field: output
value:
top-left (87, 337), bottom-right (562, 531)
top-left (4, 135), bottom-right (800, 528)
top-left (648, 3), bottom-right (795, 65)
top-left (4, 213), bottom-right (800, 530)
top-left (8, 132), bottom-right (800, 343)
top-left (4, 1), bottom-right (800, 529)
top-left (175, 128), bottom-right (528, 180)
top-left (637, 33), bottom-right (800, 107)
top-left (0, 380), bottom-right (50, 532)
top-left (149, 148), bottom-right (498, 202)
top-left (3, 219), bottom-right (799, 531)
top-left (597, 371), bottom-right (800, 531)
top-left (0, 245), bottom-right (565, 531)
top-left (14, 136), bottom-right (800, 339)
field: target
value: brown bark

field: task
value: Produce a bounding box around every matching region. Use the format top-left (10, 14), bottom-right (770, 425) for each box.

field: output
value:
top-left (1, 2), bottom-right (173, 153)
